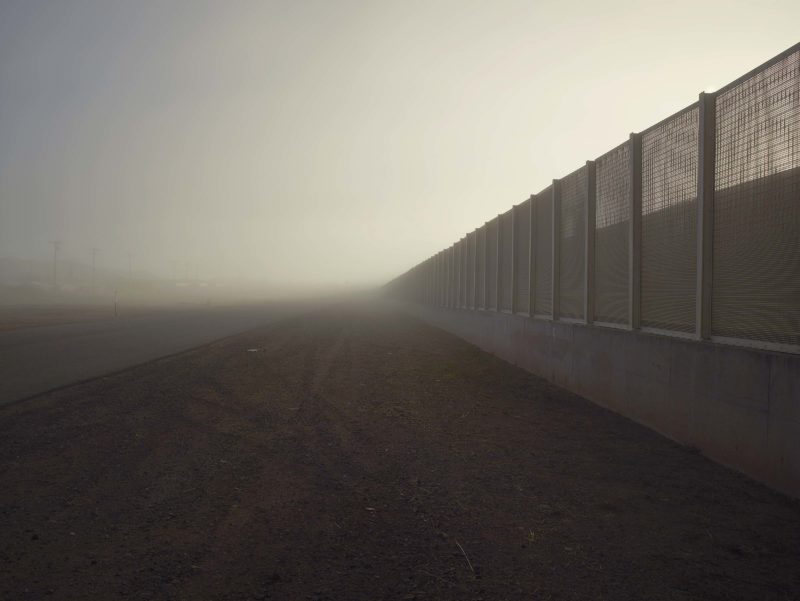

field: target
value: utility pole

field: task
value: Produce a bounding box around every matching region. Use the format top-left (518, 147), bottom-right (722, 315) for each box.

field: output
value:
top-left (91, 247), bottom-right (100, 295)
top-left (49, 241), bottom-right (61, 291)
top-left (128, 253), bottom-right (133, 279)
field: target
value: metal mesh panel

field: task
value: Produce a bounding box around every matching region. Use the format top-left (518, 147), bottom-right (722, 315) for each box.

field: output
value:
top-left (476, 226), bottom-right (486, 309)
top-left (422, 263), bottom-right (428, 303)
top-left (441, 251), bottom-right (446, 306)
top-left (440, 251), bottom-right (446, 306)
top-left (641, 106), bottom-right (699, 333)
top-left (514, 200), bottom-right (531, 313)
top-left (457, 239), bottom-right (466, 308)
top-left (421, 260), bottom-right (427, 304)
top-left (467, 232), bottom-right (476, 309)
top-left (432, 254), bottom-right (438, 305)
top-left (450, 245), bottom-right (456, 307)
top-left (486, 218), bottom-right (498, 310)
top-left (462, 237), bottom-right (468, 308)
top-left (595, 142), bottom-right (631, 324)
top-left (449, 246), bottom-right (456, 308)
top-left (426, 259), bottom-right (432, 304)
top-left (559, 166), bottom-right (587, 320)
top-left (713, 50), bottom-right (800, 347)
top-left (428, 259), bottom-right (434, 304)
top-left (453, 244), bottom-right (460, 308)
top-left (534, 186), bottom-right (553, 316)
top-left (443, 250), bottom-right (449, 307)
top-left (498, 209), bottom-right (514, 312)
top-left (434, 252), bottom-right (441, 306)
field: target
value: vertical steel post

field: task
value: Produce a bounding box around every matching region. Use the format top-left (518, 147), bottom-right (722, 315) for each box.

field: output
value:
top-left (482, 224), bottom-right (488, 310)
top-left (697, 91), bottom-right (716, 340)
top-left (462, 236), bottom-right (468, 309)
top-left (473, 230), bottom-right (479, 310)
top-left (464, 233), bottom-right (475, 309)
top-left (460, 237), bottom-right (465, 308)
top-left (585, 161), bottom-right (597, 324)
top-left (451, 245), bottom-right (456, 308)
top-left (438, 252), bottom-right (443, 307)
top-left (510, 205), bottom-right (517, 314)
top-left (528, 194), bottom-right (536, 316)
top-left (429, 257), bottom-right (434, 306)
top-left (495, 216), bottom-right (501, 312)
top-left (451, 244), bottom-right (456, 308)
top-left (452, 244), bottom-right (456, 308)
top-left (552, 180), bottom-right (561, 321)
top-left (457, 238), bottom-right (462, 309)
top-left (629, 133), bottom-right (643, 330)
top-left (446, 248), bottom-right (451, 307)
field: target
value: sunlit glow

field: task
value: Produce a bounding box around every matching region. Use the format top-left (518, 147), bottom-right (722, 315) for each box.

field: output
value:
top-left (1, 0), bottom-right (798, 298)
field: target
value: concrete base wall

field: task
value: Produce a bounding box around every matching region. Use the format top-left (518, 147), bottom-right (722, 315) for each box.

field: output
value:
top-left (398, 303), bottom-right (800, 498)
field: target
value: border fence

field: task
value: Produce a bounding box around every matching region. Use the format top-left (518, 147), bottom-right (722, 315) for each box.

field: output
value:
top-left (387, 44), bottom-right (800, 355)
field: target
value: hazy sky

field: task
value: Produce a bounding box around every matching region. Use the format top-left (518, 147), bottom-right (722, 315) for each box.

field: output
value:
top-left (1, 0), bottom-right (798, 287)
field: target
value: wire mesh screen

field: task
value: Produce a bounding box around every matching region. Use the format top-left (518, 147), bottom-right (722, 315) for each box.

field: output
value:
top-left (462, 237), bottom-right (469, 308)
top-left (514, 200), bottom-right (532, 313)
top-left (713, 50), bottom-right (800, 347)
top-left (423, 260), bottom-right (429, 304)
top-left (498, 209), bottom-right (514, 312)
top-left (426, 259), bottom-right (432, 304)
top-left (436, 251), bottom-right (444, 307)
top-left (454, 241), bottom-right (464, 308)
top-left (641, 106), bottom-right (699, 333)
top-left (441, 251), bottom-right (448, 307)
top-left (595, 142), bottom-right (631, 324)
top-left (534, 186), bottom-right (553, 316)
top-left (476, 225), bottom-right (486, 309)
top-left (559, 166), bottom-right (587, 320)
top-left (449, 246), bottom-right (456, 308)
top-left (423, 263), bottom-right (429, 303)
top-left (458, 239), bottom-right (466, 308)
top-left (486, 218), bottom-right (498, 310)
top-left (466, 232), bottom-right (476, 309)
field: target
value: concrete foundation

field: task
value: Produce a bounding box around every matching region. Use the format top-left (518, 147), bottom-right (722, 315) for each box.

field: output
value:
top-left (398, 303), bottom-right (800, 498)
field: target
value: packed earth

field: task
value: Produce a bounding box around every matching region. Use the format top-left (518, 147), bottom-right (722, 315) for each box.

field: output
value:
top-left (1, 304), bottom-right (799, 600)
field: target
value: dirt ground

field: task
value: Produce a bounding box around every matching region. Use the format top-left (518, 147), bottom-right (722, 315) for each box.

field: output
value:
top-left (1, 304), bottom-right (799, 601)
top-left (0, 305), bottom-right (117, 332)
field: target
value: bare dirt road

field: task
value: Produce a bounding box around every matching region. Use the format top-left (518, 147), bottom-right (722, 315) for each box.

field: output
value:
top-left (1, 304), bottom-right (798, 600)
top-left (0, 303), bottom-right (294, 405)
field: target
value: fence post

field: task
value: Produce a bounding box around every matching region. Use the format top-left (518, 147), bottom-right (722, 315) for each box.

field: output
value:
top-left (459, 237), bottom-right (465, 309)
top-left (495, 215), bottom-right (501, 312)
top-left (697, 91), bottom-right (716, 340)
top-left (585, 161), bottom-right (597, 324)
top-left (454, 242), bottom-right (459, 309)
top-left (473, 230), bottom-right (479, 310)
top-left (451, 244), bottom-right (456, 308)
top-left (462, 235), bottom-right (468, 309)
top-left (511, 205), bottom-right (517, 314)
top-left (426, 259), bottom-right (431, 306)
top-left (438, 252), bottom-right (443, 307)
top-left (432, 255), bottom-right (436, 306)
top-left (528, 193), bottom-right (536, 316)
top-left (629, 133), bottom-right (642, 330)
top-left (552, 180), bottom-right (561, 321)
top-left (444, 249), bottom-right (448, 307)
top-left (482, 225), bottom-right (488, 310)
top-left (454, 239), bottom-right (460, 308)
top-left (452, 244), bottom-right (457, 309)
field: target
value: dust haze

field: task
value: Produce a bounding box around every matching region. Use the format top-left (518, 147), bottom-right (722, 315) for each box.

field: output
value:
top-left (2, 0), bottom-right (798, 306)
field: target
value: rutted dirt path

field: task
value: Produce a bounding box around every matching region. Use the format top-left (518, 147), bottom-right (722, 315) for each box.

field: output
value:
top-left (1, 304), bottom-right (799, 600)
